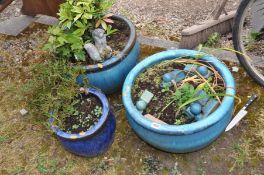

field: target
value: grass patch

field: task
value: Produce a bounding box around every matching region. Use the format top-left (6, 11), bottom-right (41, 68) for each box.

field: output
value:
top-left (196, 168), bottom-right (205, 175)
top-left (229, 141), bottom-right (250, 172)
top-left (0, 136), bottom-right (8, 143)
top-left (204, 33), bottom-right (220, 47)
top-left (8, 168), bottom-right (24, 175)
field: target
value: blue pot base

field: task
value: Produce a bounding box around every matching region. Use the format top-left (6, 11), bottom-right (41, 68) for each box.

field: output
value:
top-left (122, 50), bottom-right (236, 153)
top-left (57, 111), bottom-right (116, 157)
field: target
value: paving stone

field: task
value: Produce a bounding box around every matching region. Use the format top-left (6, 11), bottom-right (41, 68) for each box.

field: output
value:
top-left (35, 15), bottom-right (58, 26)
top-left (0, 15), bottom-right (36, 36)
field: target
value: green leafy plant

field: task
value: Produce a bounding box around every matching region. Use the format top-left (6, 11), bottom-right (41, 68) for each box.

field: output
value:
top-left (106, 24), bottom-right (119, 36)
top-left (161, 83), bottom-right (171, 93)
top-left (204, 32), bottom-right (220, 47)
top-left (175, 119), bottom-right (183, 125)
top-left (161, 83), bottom-right (195, 113)
top-left (36, 155), bottom-right (59, 174)
top-left (250, 32), bottom-right (263, 41)
top-left (22, 56), bottom-right (89, 129)
top-left (230, 142), bottom-right (250, 172)
top-left (244, 32), bottom-right (263, 52)
top-left (44, 0), bottom-right (115, 62)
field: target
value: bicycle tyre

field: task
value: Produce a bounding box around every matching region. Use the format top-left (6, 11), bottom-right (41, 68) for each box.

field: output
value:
top-left (233, 0), bottom-right (264, 86)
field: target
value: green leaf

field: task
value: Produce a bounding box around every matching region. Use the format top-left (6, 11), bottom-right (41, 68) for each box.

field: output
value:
top-left (57, 37), bottom-right (67, 44)
top-left (179, 93), bottom-right (235, 109)
top-left (101, 21), bottom-right (107, 30)
top-left (83, 13), bottom-right (93, 19)
top-left (43, 43), bottom-right (53, 51)
top-left (75, 20), bottom-right (85, 28)
top-left (72, 124), bottom-right (79, 129)
top-left (71, 6), bottom-right (83, 14)
top-left (50, 26), bottom-right (61, 35)
top-left (73, 28), bottom-right (86, 36)
top-left (66, 21), bottom-right (72, 29)
top-left (37, 164), bottom-right (49, 174)
top-left (74, 13), bottom-right (82, 22)
top-left (74, 51), bottom-right (86, 61)
top-left (71, 43), bottom-right (83, 50)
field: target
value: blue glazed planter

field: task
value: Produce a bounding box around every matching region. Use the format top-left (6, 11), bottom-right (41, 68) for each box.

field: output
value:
top-left (50, 88), bottom-right (116, 157)
top-left (122, 50), bottom-right (236, 153)
top-left (77, 15), bottom-right (140, 94)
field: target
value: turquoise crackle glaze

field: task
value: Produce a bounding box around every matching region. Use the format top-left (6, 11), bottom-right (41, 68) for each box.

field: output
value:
top-left (122, 49), bottom-right (236, 153)
top-left (50, 88), bottom-right (116, 157)
top-left (77, 15), bottom-right (140, 94)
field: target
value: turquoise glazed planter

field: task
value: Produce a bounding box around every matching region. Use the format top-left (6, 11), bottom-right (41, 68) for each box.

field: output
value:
top-left (77, 15), bottom-right (140, 94)
top-left (50, 88), bottom-right (116, 157)
top-left (122, 50), bottom-right (236, 153)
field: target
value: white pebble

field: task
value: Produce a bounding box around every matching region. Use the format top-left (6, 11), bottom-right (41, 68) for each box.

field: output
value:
top-left (20, 109), bottom-right (28, 116)
top-left (232, 66), bottom-right (239, 72)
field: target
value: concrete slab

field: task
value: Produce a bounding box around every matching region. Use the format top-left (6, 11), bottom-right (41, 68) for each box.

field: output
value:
top-left (0, 15), bottom-right (36, 36)
top-left (35, 15), bottom-right (58, 26)
top-left (138, 34), bottom-right (179, 49)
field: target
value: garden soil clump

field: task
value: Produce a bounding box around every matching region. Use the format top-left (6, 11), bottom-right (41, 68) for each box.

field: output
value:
top-left (132, 59), bottom-right (225, 125)
top-left (63, 93), bottom-right (103, 134)
top-left (107, 20), bottom-right (129, 53)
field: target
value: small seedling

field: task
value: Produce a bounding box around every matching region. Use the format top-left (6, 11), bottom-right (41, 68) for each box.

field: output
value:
top-left (204, 32), bottom-right (220, 47)
top-left (250, 32), bottom-right (263, 41)
top-left (196, 168), bottom-right (205, 175)
top-left (106, 25), bottom-right (119, 36)
top-left (230, 142), bottom-right (250, 172)
top-left (72, 124), bottom-right (79, 130)
top-left (175, 119), bottom-right (183, 125)
top-left (161, 83), bottom-right (170, 93)
top-left (91, 106), bottom-right (103, 118)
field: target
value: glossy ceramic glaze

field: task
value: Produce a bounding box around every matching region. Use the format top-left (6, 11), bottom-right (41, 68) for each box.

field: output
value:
top-left (78, 15), bottom-right (140, 94)
top-left (50, 88), bottom-right (116, 157)
top-left (122, 50), bottom-right (236, 153)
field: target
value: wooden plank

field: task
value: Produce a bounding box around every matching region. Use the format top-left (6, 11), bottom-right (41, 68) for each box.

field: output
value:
top-left (181, 11), bottom-right (235, 35)
top-left (21, 0), bottom-right (62, 17)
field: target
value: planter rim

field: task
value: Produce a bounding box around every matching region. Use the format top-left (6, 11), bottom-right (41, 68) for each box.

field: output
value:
top-left (50, 88), bottom-right (110, 140)
top-left (83, 15), bottom-right (136, 73)
top-left (122, 49), bottom-right (236, 135)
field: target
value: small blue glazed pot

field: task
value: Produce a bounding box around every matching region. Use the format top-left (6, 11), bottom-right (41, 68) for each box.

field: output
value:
top-left (50, 88), bottom-right (116, 157)
top-left (77, 15), bottom-right (140, 94)
top-left (122, 50), bottom-right (236, 153)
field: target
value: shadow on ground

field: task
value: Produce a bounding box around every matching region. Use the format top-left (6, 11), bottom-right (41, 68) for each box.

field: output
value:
top-left (0, 24), bottom-right (263, 175)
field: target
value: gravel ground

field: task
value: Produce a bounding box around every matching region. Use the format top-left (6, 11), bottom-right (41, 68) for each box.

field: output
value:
top-left (1, 0), bottom-right (239, 40)
top-left (111, 0), bottom-right (240, 40)
top-left (0, 0), bottom-right (22, 21)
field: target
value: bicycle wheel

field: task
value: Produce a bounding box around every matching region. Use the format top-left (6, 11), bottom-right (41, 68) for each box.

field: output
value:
top-left (233, 0), bottom-right (264, 86)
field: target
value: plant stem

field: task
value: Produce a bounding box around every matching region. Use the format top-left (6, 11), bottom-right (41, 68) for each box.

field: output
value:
top-left (161, 99), bottom-right (176, 113)
top-left (194, 69), bottom-right (221, 103)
